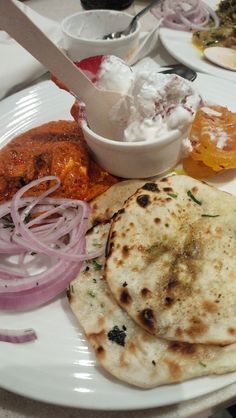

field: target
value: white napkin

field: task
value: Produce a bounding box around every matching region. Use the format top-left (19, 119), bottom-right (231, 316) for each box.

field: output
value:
top-left (0, 0), bottom-right (62, 100)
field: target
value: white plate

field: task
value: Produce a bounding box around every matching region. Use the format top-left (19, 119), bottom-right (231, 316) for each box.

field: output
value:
top-left (159, 0), bottom-right (236, 83)
top-left (1, 77), bottom-right (236, 410)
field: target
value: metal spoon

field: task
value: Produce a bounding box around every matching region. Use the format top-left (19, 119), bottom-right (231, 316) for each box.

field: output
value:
top-left (103, 0), bottom-right (161, 40)
top-left (158, 65), bottom-right (197, 81)
top-left (0, 0), bottom-right (131, 141)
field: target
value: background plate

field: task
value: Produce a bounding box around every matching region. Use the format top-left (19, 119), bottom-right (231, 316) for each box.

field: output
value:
top-left (159, 0), bottom-right (236, 83)
top-left (1, 76), bottom-right (236, 410)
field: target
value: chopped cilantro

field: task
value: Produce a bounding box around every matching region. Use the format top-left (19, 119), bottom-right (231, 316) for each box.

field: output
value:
top-left (93, 243), bottom-right (102, 248)
top-left (187, 190), bottom-right (202, 206)
top-left (167, 193), bottom-right (178, 199)
top-left (24, 213), bottom-right (32, 224)
top-left (147, 243), bottom-right (159, 253)
top-left (199, 360), bottom-right (207, 368)
top-left (2, 214), bottom-right (14, 230)
top-left (66, 284), bottom-right (74, 300)
top-left (87, 290), bottom-right (96, 298)
top-left (91, 259), bottom-right (102, 270)
top-left (174, 168), bottom-right (186, 175)
top-left (201, 214), bottom-right (219, 218)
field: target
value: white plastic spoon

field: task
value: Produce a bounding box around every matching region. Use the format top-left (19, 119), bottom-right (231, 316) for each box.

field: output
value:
top-left (204, 47), bottom-right (236, 71)
top-left (0, 0), bottom-right (130, 140)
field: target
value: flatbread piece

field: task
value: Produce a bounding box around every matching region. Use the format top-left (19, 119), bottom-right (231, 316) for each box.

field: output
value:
top-left (105, 175), bottom-right (236, 345)
top-left (69, 222), bottom-right (236, 388)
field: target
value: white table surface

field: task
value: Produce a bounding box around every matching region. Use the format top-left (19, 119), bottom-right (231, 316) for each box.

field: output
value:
top-left (1, 1), bottom-right (236, 417)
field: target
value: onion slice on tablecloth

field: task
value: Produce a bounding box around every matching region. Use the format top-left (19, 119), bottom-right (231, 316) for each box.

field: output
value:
top-left (0, 176), bottom-right (103, 311)
top-left (151, 0), bottom-right (220, 31)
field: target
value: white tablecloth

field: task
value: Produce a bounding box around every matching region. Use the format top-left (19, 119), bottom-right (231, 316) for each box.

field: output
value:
top-left (0, 1), bottom-right (236, 417)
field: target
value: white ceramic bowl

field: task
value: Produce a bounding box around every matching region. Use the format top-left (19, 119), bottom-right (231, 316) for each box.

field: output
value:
top-left (61, 10), bottom-right (141, 62)
top-left (81, 121), bottom-right (185, 178)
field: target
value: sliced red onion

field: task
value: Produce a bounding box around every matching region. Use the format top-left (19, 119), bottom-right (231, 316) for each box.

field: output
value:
top-left (0, 176), bottom-right (104, 311)
top-left (152, 0), bottom-right (219, 31)
top-left (0, 328), bottom-right (37, 343)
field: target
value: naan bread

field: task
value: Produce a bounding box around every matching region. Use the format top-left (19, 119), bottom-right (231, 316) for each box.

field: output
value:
top-left (88, 179), bottom-right (146, 228)
top-left (69, 222), bottom-right (236, 388)
top-left (105, 175), bottom-right (236, 345)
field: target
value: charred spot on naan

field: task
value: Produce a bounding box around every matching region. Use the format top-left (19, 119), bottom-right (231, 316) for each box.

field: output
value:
top-left (136, 194), bottom-right (151, 208)
top-left (142, 182), bottom-right (160, 192)
top-left (107, 325), bottom-right (127, 347)
top-left (138, 308), bottom-right (156, 333)
top-left (120, 288), bottom-right (132, 305)
top-left (168, 341), bottom-right (197, 356)
top-left (228, 327), bottom-right (236, 336)
top-left (202, 300), bottom-right (218, 314)
top-left (185, 317), bottom-right (209, 338)
top-left (141, 288), bottom-right (152, 299)
top-left (160, 177), bottom-right (170, 182)
top-left (88, 330), bottom-right (106, 357)
top-left (164, 359), bottom-right (182, 381)
top-left (96, 345), bottom-right (106, 359)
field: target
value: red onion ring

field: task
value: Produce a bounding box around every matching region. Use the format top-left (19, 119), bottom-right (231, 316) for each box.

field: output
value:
top-left (152, 0), bottom-right (219, 31)
top-left (0, 176), bottom-right (103, 311)
top-left (0, 328), bottom-right (37, 343)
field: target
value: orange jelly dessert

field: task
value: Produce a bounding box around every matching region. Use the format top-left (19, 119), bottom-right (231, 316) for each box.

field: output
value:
top-left (183, 105), bottom-right (236, 179)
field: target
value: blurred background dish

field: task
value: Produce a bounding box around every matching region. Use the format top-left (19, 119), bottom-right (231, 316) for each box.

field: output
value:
top-left (80, 0), bottom-right (134, 10)
top-left (61, 10), bottom-right (141, 61)
top-left (204, 47), bottom-right (236, 71)
top-left (159, 0), bottom-right (236, 82)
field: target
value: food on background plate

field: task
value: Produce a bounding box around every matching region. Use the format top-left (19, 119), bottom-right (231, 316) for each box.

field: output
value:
top-left (105, 175), bottom-right (236, 346)
top-left (69, 177), bottom-right (236, 388)
top-left (0, 120), bottom-right (117, 204)
top-left (193, 25), bottom-right (236, 51)
top-left (191, 0), bottom-right (236, 70)
top-left (151, 0), bottom-right (220, 31)
top-left (151, 0), bottom-right (235, 51)
top-left (151, 0), bottom-right (235, 70)
top-left (203, 46), bottom-right (236, 71)
top-left (193, 0), bottom-right (236, 50)
top-left (183, 105), bottom-right (236, 178)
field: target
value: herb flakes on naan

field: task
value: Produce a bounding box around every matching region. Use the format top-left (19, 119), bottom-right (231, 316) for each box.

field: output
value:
top-left (69, 222), bottom-right (236, 388)
top-left (105, 175), bottom-right (236, 345)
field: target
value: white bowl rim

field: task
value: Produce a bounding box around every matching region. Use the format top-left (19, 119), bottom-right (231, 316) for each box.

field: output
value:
top-left (81, 121), bottom-right (183, 149)
top-left (61, 10), bottom-right (141, 44)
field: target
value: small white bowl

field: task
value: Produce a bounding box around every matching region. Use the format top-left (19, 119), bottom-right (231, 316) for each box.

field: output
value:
top-left (81, 121), bottom-right (185, 179)
top-left (61, 10), bottom-right (141, 62)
